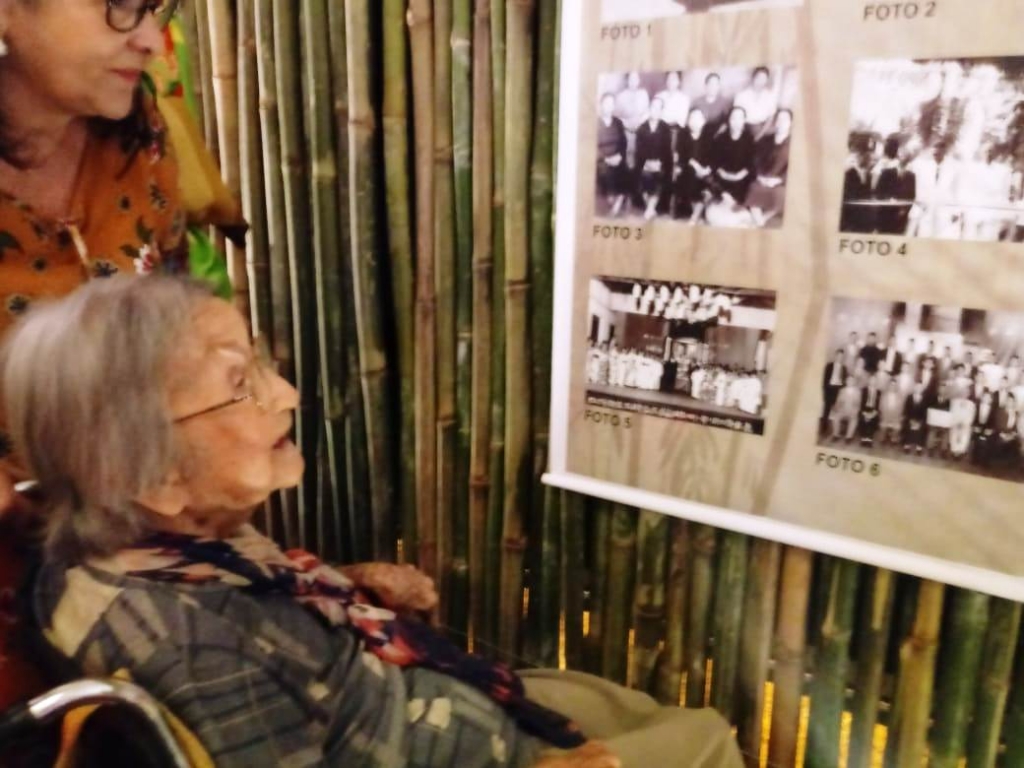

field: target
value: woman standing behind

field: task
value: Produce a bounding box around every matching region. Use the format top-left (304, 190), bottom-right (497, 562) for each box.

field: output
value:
top-left (614, 71), bottom-right (650, 172)
top-left (0, 0), bottom-right (188, 494)
top-left (654, 70), bottom-right (689, 132)
top-left (733, 67), bottom-right (778, 141)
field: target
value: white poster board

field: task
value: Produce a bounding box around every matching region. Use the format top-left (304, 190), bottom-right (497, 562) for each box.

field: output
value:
top-left (545, 0), bottom-right (1024, 601)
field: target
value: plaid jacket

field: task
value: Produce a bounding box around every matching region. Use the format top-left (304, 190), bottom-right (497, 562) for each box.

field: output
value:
top-left (33, 562), bottom-right (544, 767)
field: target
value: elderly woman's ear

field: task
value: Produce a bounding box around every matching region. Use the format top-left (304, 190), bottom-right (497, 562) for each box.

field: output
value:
top-left (135, 469), bottom-right (191, 520)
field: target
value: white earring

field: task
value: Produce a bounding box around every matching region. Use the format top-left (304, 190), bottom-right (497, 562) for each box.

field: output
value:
top-left (0, 38), bottom-right (8, 58)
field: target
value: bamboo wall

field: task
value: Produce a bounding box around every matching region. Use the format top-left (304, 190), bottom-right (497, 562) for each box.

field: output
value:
top-left (183, 2), bottom-right (1024, 766)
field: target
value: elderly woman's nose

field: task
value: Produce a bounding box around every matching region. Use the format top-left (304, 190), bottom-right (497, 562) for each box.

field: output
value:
top-left (270, 372), bottom-right (300, 412)
top-left (128, 13), bottom-right (164, 56)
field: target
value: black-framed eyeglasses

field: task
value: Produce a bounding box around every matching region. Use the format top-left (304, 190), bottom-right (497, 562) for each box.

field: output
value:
top-left (173, 339), bottom-right (278, 424)
top-left (106, 0), bottom-right (181, 34)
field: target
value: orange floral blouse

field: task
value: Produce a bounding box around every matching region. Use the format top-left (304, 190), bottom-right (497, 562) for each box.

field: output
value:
top-left (0, 93), bottom-right (186, 474)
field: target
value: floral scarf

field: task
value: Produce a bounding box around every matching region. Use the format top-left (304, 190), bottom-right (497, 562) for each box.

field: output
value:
top-left (120, 526), bottom-right (585, 749)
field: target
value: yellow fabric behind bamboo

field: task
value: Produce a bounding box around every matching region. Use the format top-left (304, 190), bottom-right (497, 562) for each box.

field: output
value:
top-left (157, 93), bottom-right (242, 230)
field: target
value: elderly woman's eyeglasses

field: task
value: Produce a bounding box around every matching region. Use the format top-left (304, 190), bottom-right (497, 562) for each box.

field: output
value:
top-left (173, 341), bottom-right (279, 424)
top-left (106, 0), bottom-right (181, 33)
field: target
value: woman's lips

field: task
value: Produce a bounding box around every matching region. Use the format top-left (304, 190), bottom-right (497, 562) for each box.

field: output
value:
top-left (112, 69), bottom-right (142, 84)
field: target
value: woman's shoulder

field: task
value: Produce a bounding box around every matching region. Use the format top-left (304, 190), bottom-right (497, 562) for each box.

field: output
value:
top-left (33, 559), bottom-right (227, 662)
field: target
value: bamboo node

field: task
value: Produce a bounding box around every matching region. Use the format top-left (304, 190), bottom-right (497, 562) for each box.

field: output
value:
top-left (636, 606), bottom-right (665, 621)
top-left (502, 536), bottom-right (527, 552)
top-left (350, 114), bottom-right (378, 131)
top-left (772, 644), bottom-right (805, 665)
top-left (505, 280), bottom-right (531, 296)
top-left (406, 7), bottom-right (432, 29)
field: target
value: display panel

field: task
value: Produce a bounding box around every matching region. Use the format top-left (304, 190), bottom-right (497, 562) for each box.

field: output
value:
top-left (547, 0), bottom-right (1024, 599)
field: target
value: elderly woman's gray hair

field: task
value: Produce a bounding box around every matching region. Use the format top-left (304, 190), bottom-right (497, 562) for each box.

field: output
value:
top-left (1, 276), bottom-right (213, 561)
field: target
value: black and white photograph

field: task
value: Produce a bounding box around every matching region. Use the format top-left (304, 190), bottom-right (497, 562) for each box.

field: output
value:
top-left (819, 298), bottom-right (1024, 483)
top-left (601, 0), bottom-right (802, 22)
top-left (585, 277), bottom-right (776, 434)
top-left (839, 57), bottom-right (1024, 243)
top-left (595, 66), bottom-right (798, 228)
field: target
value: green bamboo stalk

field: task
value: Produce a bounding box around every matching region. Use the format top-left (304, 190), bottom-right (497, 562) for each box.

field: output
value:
top-left (966, 598), bottom-right (1022, 768)
top-left (583, 499), bottom-right (611, 675)
top-left (709, 532), bottom-right (748, 721)
top-left (408, 0), bottom-right (439, 582)
top-left (498, 0), bottom-right (536, 660)
top-left (432, 0), bottom-right (457, 622)
top-left (468, 0), bottom-right (494, 648)
top-left (631, 510), bottom-right (668, 694)
top-left (192, 0), bottom-right (218, 156)
top-left (482, 0), bottom-right (506, 654)
top-left (325, 0), bottom-right (370, 563)
top-left (882, 575), bottom-right (921, 765)
top-left (808, 554), bottom-right (837, 657)
top-left (529, 485), bottom-right (561, 667)
top-left (552, 0), bottom-right (562, 183)
top-left (381, 0), bottom-right (417, 566)
top-left (253, 0), bottom-right (296, 542)
top-left (178, 0), bottom-right (204, 135)
top-left (736, 539), bottom-right (780, 765)
top-left (930, 589), bottom-right (991, 768)
top-left (529, 0), bottom-right (557, 537)
top-left (207, 0), bottom-right (248, 318)
top-left (1000, 623), bottom-right (1024, 766)
top-left (600, 505), bottom-right (636, 685)
top-left (888, 580), bottom-right (945, 768)
top-left (561, 491), bottom-right (586, 671)
top-left (768, 547), bottom-right (813, 768)
top-left (806, 558), bottom-right (860, 768)
top-left (205, 0), bottom-right (235, 180)
top-left (345, 1), bottom-right (397, 563)
top-left (237, 0), bottom-right (276, 540)
top-left (655, 519), bottom-right (689, 704)
top-left (237, 0), bottom-right (271, 338)
top-left (272, 0), bottom-right (317, 547)
top-left (848, 568), bottom-right (895, 768)
top-left (253, 1), bottom-right (294, 381)
top-left (298, 0), bottom-right (348, 562)
top-left (685, 524), bottom-right (717, 707)
top-left (449, 0), bottom-right (473, 641)
top-left (523, 0), bottom-right (558, 668)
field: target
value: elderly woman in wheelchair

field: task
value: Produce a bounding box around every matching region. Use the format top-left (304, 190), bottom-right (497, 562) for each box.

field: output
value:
top-left (0, 277), bottom-right (742, 768)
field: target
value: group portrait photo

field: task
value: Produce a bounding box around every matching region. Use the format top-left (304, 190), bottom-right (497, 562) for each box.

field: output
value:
top-left (819, 297), bottom-right (1024, 483)
top-left (585, 276), bottom-right (776, 435)
top-left (839, 56), bottom-right (1024, 243)
top-left (595, 65), bottom-right (799, 229)
top-left (600, 0), bottom-right (803, 22)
